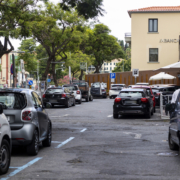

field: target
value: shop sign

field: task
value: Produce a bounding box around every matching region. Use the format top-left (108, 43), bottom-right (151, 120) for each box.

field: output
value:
top-left (160, 39), bottom-right (179, 43)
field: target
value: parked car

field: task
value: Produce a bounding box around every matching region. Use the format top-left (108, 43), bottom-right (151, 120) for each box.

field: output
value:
top-left (165, 89), bottom-right (180, 151)
top-left (91, 82), bottom-right (107, 98)
top-left (0, 104), bottom-right (11, 175)
top-left (109, 84), bottom-right (126, 99)
top-left (63, 84), bottom-right (82, 104)
top-left (136, 82), bottom-right (149, 86)
top-left (132, 85), bottom-right (156, 112)
top-left (152, 86), bottom-right (178, 106)
top-left (113, 89), bottom-right (154, 119)
top-left (43, 87), bottom-right (76, 108)
top-left (72, 80), bottom-right (93, 102)
top-left (0, 88), bottom-right (52, 156)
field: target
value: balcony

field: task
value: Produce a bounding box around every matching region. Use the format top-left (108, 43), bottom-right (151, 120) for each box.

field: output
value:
top-left (125, 32), bottom-right (131, 47)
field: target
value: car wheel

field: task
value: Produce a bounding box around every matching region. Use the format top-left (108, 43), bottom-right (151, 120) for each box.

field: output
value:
top-left (146, 109), bottom-right (151, 119)
top-left (0, 139), bottom-right (11, 175)
top-left (72, 99), bottom-right (76, 106)
top-left (168, 133), bottom-right (178, 150)
top-left (89, 95), bottom-right (93, 101)
top-left (103, 95), bottom-right (107, 98)
top-left (27, 130), bottom-right (39, 156)
top-left (86, 95), bottom-right (89, 102)
top-left (151, 109), bottom-right (154, 116)
top-left (113, 113), bottom-right (118, 119)
top-left (65, 100), bottom-right (70, 108)
top-left (79, 99), bottom-right (82, 104)
top-left (154, 107), bottom-right (156, 113)
top-left (42, 123), bottom-right (52, 147)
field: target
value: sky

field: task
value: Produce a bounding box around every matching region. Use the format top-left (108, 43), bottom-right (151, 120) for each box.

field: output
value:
top-left (9, 0), bottom-right (180, 50)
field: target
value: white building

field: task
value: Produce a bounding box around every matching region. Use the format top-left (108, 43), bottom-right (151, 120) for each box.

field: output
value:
top-left (101, 59), bottom-right (122, 73)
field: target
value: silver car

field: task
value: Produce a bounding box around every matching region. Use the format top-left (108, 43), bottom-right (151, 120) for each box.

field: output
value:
top-left (0, 88), bottom-right (52, 156)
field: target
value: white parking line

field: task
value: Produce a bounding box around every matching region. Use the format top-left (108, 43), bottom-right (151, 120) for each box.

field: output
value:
top-left (107, 115), bottom-right (113, 117)
top-left (63, 114), bottom-right (69, 117)
top-left (56, 137), bottom-right (74, 148)
top-left (123, 132), bottom-right (142, 139)
top-left (1, 157), bottom-right (42, 180)
top-left (52, 141), bottom-right (62, 143)
top-left (80, 128), bottom-right (87, 132)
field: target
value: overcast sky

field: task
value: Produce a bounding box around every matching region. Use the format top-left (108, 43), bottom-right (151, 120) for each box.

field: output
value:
top-left (10, 0), bottom-right (180, 50)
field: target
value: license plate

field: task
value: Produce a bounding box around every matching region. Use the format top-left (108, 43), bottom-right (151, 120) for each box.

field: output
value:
top-left (125, 100), bottom-right (137, 104)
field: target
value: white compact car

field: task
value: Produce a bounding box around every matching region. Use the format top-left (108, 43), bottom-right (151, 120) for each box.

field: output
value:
top-left (109, 84), bottom-right (126, 99)
top-left (63, 84), bottom-right (82, 104)
top-left (0, 104), bottom-right (11, 175)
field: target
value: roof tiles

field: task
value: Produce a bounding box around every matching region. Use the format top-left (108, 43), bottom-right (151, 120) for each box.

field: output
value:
top-left (128, 6), bottom-right (180, 17)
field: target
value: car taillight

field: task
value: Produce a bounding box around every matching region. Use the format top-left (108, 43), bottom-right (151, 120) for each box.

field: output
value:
top-left (115, 97), bottom-right (121, 103)
top-left (77, 90), bottom-right (80, 94)
top-left (42, 94), bottom-right (46, 98)
top-left (62, 94), bottom-right (66, 98)
top-left (102, 89), bottom-right (105, 92)
top-left (141, 98), bottom-right (148, 103)
top-left (157, 93), bottom-right (160, 96)
top-left (22, 111), bottom-right (32, 121)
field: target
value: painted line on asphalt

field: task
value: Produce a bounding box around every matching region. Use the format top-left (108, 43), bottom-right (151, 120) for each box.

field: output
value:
top-left (56, 137), bottom-right (74, 148)
top-left (63, 114), bottom-right (69, 117)
top-left (107, 115), bottom-right (113, 117)
top-left (50, 116), bottom-right (61, 118)
top-left (52, 141), bottom-right (62, 143)
top-left (80, 128), bottom-right (87, 132)
top-left (1, 157), bottom-right (42, 180)
top-left (123, 132), bottom-right (142, 139)
top-left (76, 105), bottom-right (81, 107)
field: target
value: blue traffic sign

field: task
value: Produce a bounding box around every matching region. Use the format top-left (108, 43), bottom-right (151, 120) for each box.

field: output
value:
top-left (110, 73), bottom-right (116, 79)
top-left (28, 80), bottom-right (33, 85)
top-left (10, 64), bottom-right (13, 74)
top-left (47, 79), bottom-right (51, 83)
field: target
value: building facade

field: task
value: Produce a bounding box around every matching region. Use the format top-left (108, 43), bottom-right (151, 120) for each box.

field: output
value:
top-left (101, 59), bottom-right (122, 73)
top-left (127, 6), bottom-right (180, 71)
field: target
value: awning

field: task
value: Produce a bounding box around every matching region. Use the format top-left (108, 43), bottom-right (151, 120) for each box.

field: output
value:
top-left (149, 72), bottom-right (176, 81)
top-left (154, 62), bottom-right (180, 70)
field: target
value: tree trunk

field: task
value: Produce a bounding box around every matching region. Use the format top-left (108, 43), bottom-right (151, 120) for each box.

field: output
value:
top-left (94, 65), bottom-right (100, 73)
top-left (79, 70), bottom-right (84, 80)
top-left (0, 37), bottom-right (14, 58)
top-left (52, 62), bottom-right (58, 87)
top-left (42, 56), bottom-right (53, 81)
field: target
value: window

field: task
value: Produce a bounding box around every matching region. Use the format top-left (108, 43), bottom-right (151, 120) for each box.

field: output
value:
top-left (104, 63), bottom-right (106, 65)
top-left (149, 19), bottom-right (158, 32)
top-left (107, 67), bottom-right (108, 70)
top-left (149, 48), bottom-right (158, 62)
top-left (110, 67), bottom-right (112, 70)
top-left (32, 92), bottom-right (42, 107)
top-left (110, 63), bottom-right (112, 65)
top-left (114, 63), bottom-right (115, 65)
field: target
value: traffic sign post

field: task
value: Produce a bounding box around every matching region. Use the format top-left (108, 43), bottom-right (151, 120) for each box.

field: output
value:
top-left (28, 80), bottom-right (33, 86)
top-left (132, 69), bottom-right (139, 84)
top-left (110, 73), bottom-right (116, 79)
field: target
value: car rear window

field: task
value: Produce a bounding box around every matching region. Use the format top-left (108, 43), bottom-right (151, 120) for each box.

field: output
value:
top-left (112, 85), bottom-right (124, 88)
top-left (46, 88), bottom-right (63, 94)
top-left (119, 91), bottom-right (144, 98)
top-left (0, 93), bottom-right (26, 109)
top-left (92, 83), bottom-right (100, 88)
top-left (64, 86), bottom-right (78, 91)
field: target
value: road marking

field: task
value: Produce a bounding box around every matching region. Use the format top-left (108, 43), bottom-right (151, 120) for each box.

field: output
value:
top-left (52, 141), bottom-right (62, 143)
top-left (123, 132), bottom-right (142, 139)
top-left (80, 128), bottom-right (87, 132)
top-left (56, 137), bottom-right (74, 148)
top-left (107, 115), bottom-right (113, 117)
top-left (1, 157), bottom-right (42, 180)
top-left (76, 105), bottom-right (81, 106)
top-left (63, 114), bottom-right (69, 117)
top-left (50, 116), bottom-right (61, 118)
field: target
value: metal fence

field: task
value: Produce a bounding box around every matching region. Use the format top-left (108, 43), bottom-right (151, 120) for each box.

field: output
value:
top-left (160, 93), bottom-right (172, 119)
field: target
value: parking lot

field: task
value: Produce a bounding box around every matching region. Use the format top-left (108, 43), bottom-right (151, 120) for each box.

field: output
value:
top-left (1, 98), bottom-right (180, 180)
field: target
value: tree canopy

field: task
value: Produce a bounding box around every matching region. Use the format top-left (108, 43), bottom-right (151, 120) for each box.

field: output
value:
top-left (60, 0), bottom-right (104, 19)
top-left (113, 59), bottom-right (131, 72)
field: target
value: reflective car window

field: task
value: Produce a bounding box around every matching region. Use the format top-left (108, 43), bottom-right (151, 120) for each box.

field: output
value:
top-left (64, 88), bottom-right (70, 93)
top-left (119, 91), bottom-right (144, 97)
top-left (64, 86), bottom-right (78, 91)
top-left (0, 93), bottom-right (26, 109)
top-left (32, 92), bottom-right (42, 106)
top-left (46, 88), bottom-right (63, 94)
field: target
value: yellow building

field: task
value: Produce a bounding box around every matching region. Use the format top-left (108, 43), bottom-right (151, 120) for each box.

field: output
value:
top-left (127, 6), bottom-right (180, 71)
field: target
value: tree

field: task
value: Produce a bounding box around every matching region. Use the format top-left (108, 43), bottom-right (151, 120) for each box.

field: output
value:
top-left (0, 0), bottom-right (47, 58)
top-left (83, 24), bottom-right (125, 73)
top-left (113, 59), bottom-right (131, 72)
top-left (118, 40), bottom-right (124, 51)
top-left (64, 51), bottom-right (93, 80)
top-left (29, 3), bottom-right (86, 86)
top-left (60, 0), bottom-right (104, 19)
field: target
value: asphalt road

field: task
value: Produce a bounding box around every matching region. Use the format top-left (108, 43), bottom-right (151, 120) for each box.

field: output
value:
top-left (1, 98), bottom-right (179, 180)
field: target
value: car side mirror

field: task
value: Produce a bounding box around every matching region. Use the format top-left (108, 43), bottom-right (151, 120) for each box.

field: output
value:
top-left (0, 104), bottom-right (3, 114)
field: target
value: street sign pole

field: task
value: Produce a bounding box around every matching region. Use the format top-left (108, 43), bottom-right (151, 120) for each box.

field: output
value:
top-left (12, 54), bottom-right (16, 88)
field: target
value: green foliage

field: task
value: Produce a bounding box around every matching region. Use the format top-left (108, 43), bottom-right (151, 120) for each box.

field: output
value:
top-left (113, 59), bottom-right (131, 72)
top-left (17, 39), bottom-right (37, 74)
top-left (118, 40), bottom-right (124, 51)
top-left (83, 24), bottom-right (125, 73)
top-left (60, 0), bottom-right (104, 19)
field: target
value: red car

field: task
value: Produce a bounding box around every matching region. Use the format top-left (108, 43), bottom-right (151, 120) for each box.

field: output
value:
top-left (131, 85), bottom-right (156, 112)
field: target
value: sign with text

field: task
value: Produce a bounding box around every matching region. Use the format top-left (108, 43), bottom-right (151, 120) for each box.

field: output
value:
top-left (80, 62), bottom-right (86, 70)
top-left (110, 73), bottom-right (116, 79)
top-left (132, 69), bottom-right (139, 77)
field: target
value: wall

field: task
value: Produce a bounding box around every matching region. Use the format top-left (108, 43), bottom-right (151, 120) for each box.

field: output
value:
top-left (85, 69), bottom-right (180, 91)
top-left (131, 12), bottom-right (180, 71)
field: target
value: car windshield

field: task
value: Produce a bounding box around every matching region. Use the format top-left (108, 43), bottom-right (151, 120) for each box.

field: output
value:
top-left (46, 88), bottom-right (63, 94)
top-left (119, 91), bottom-right (144, 98)
top-left (0, 93), bottom-right (26, 109)
top-left (92, 83), bottom-right (100, 88)
top-left (64, 86), bottom-right (78, 91)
